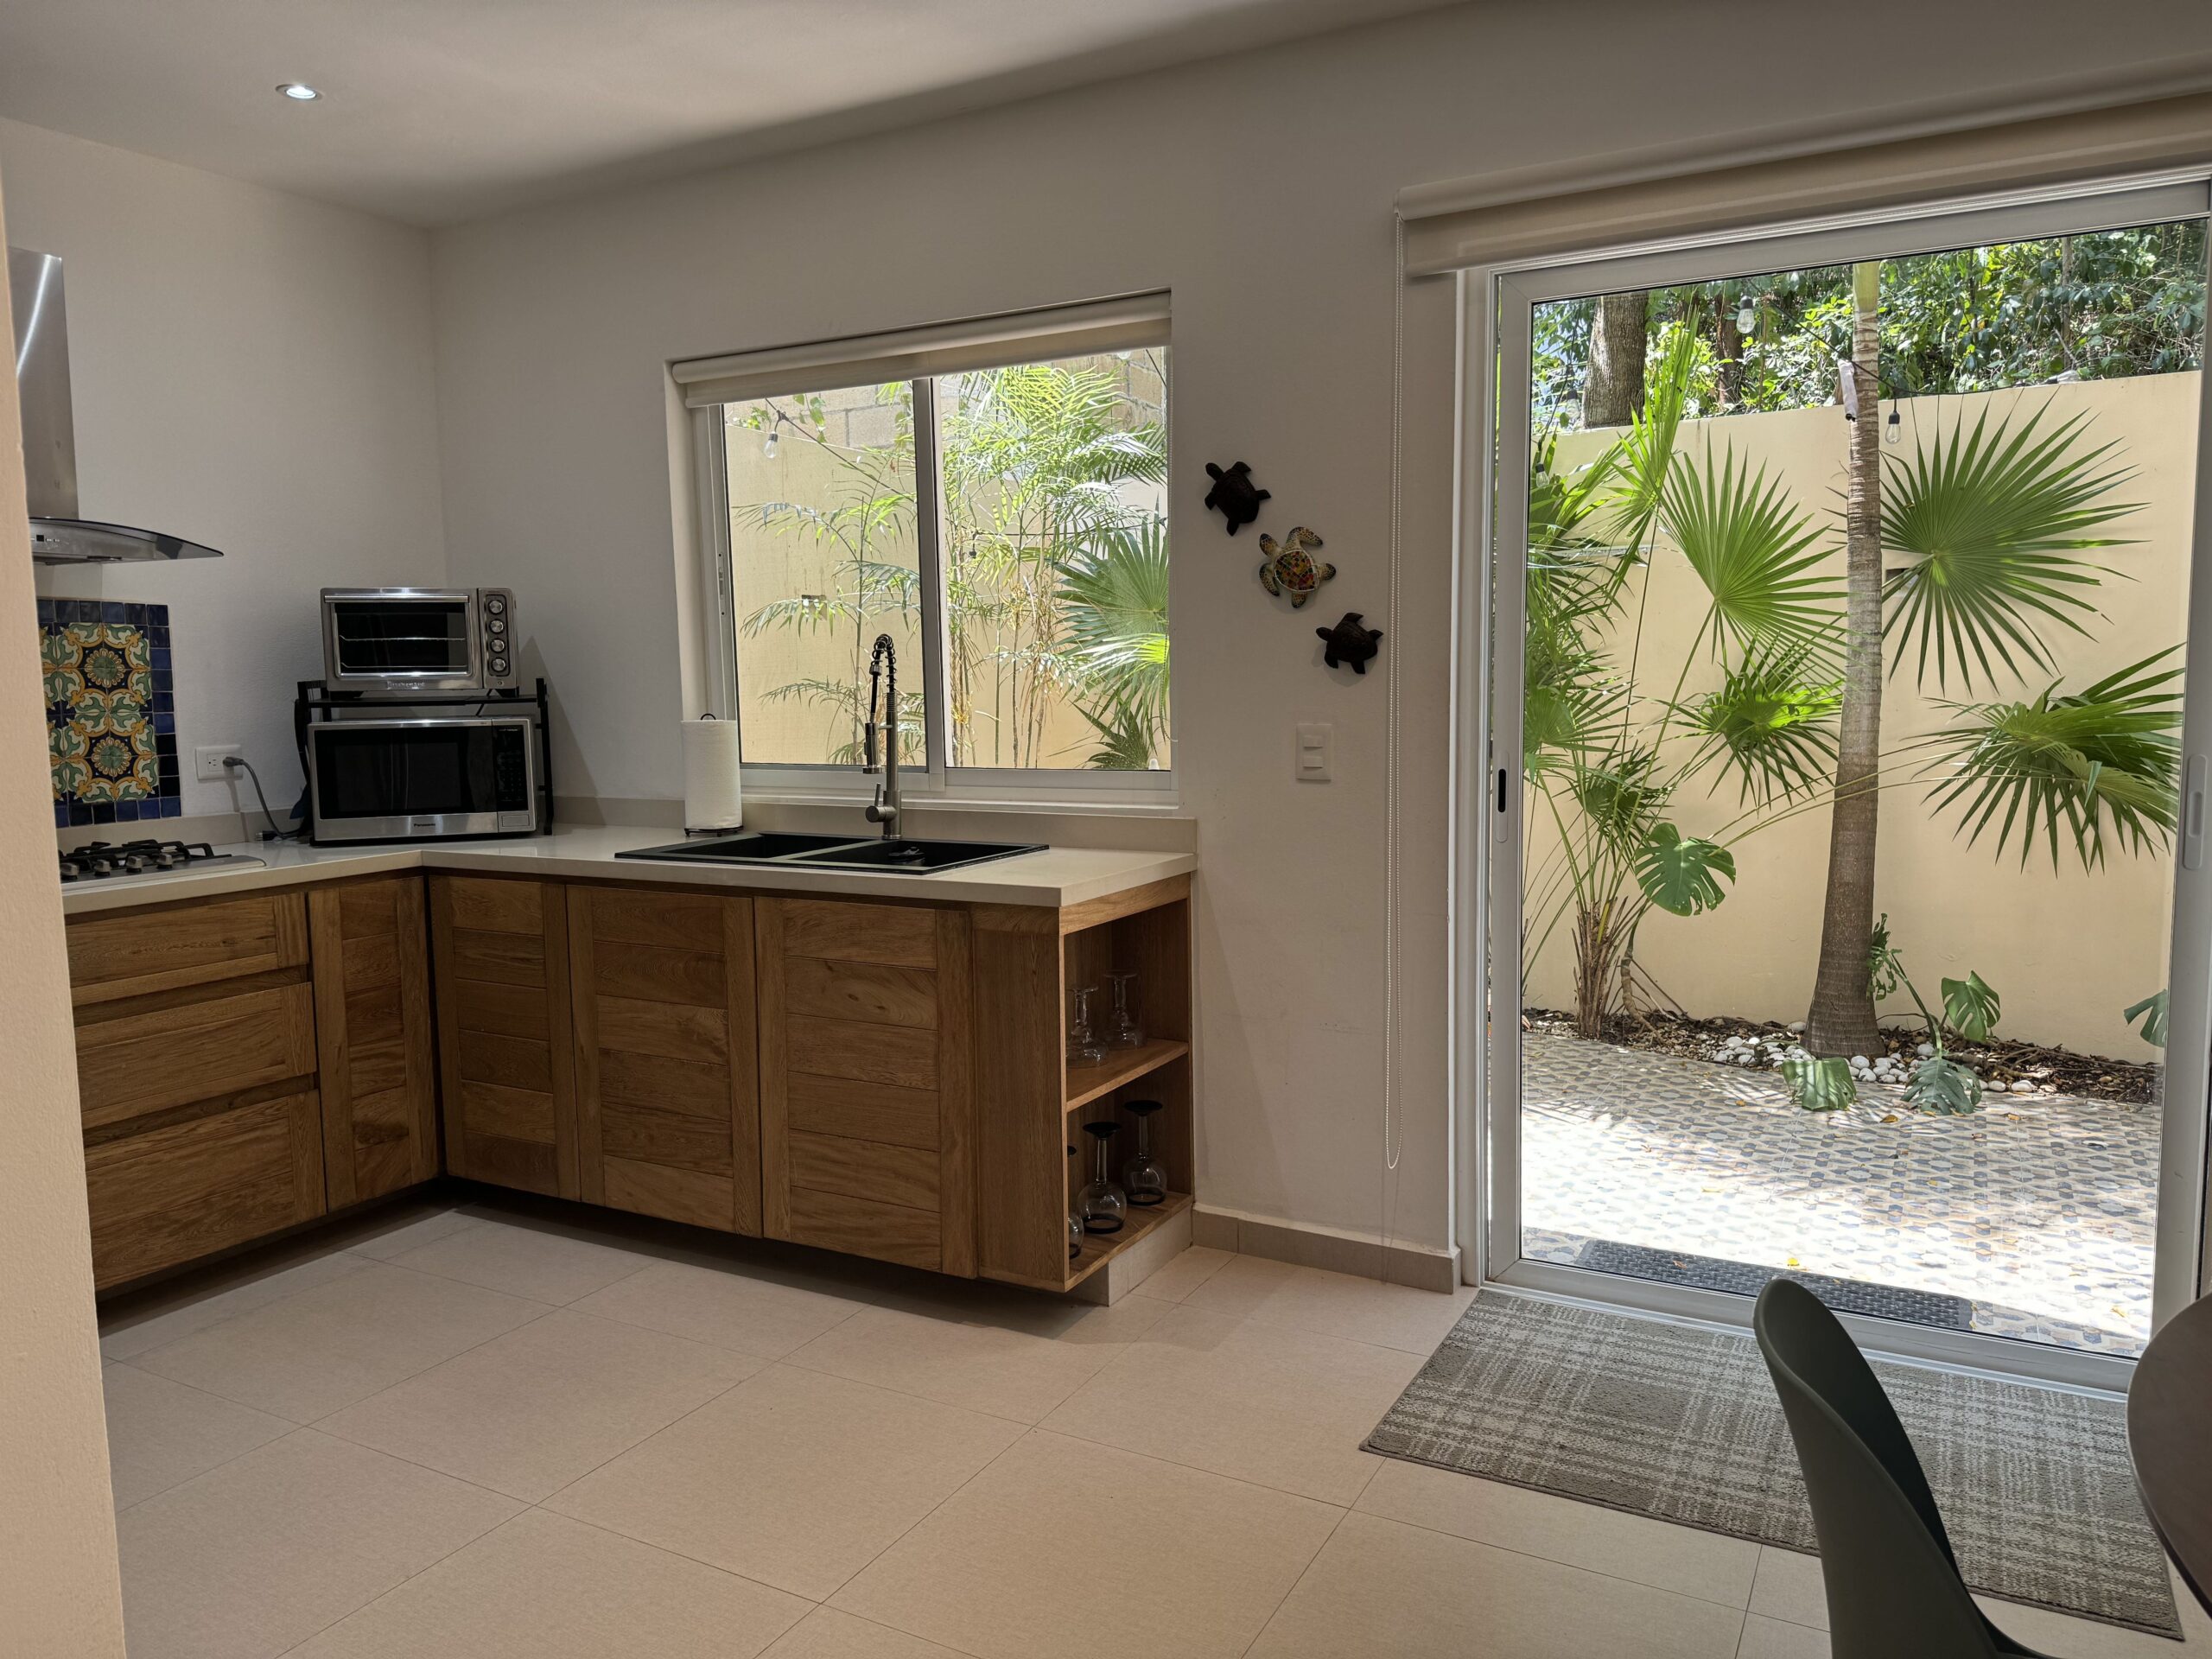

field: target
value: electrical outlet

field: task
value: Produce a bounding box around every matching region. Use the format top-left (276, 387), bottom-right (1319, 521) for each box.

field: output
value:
top-left (194, 744), bottom-right (243, 782)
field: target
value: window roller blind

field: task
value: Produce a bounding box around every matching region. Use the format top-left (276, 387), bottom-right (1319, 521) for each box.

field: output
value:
top-left (1401, 89), bottom-right (2212, 277)
top-left (673, 291), bottom-right (1170, 407)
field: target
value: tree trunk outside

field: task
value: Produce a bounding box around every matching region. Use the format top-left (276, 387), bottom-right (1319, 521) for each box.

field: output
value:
top-left (1583, 291), bottom-right (1649, 428)
top-left (1805, 263), bottom-right (1885, 1058)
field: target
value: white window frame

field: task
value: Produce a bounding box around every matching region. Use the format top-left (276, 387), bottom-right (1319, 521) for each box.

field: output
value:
top-left (680, 296), bottom-right (1176, 808)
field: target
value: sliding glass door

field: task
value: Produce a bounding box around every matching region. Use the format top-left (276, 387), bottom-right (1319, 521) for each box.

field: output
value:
top-left (1479, 180), bottom-right (2212, 1384)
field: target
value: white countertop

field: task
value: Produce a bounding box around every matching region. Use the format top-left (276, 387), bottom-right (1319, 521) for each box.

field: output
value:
top-left (58, 825), bottom-right (1196, 916)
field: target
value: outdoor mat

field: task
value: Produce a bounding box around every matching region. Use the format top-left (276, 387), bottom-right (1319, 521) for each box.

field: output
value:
top-left (1571, 1238), bottom-right (1975, 1331)
top-left (1364, 1294), bottom-right (2179, 1637)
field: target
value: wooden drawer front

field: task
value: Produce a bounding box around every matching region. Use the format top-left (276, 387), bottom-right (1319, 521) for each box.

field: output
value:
top-left (85, 1090), bottom-right (325, 1289)
top-left (780, 899), bottom-right (938, 969)
top-left (312, 879), bottom-right (435, 1207)
top-left (76, 982), bottom-right (318, 1131)
top-left (431, 876), bottom-right (577, 1199)
top-left (787, 1186), bottom-right (940, 1272)
top-left (570, 887), bottom-right (759, 1235)
top-left (68, 891), bottom-right (309, 1006)
top-left (759, 899), bottom-right (973, 1275)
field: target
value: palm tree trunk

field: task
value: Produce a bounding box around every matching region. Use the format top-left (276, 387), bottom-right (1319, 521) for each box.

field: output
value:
top-left (1805, 262), bottom-right (1885, 1058)
top-left (1584, 292), bottom-right (1649, 428)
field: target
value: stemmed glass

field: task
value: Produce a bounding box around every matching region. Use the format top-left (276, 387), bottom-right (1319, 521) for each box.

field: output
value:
top-left (1066, 1143), bottom-right (1085, 1260)
top-left (1067, 985), bottom-right (1105, 1067)
top-left (1122, 1099), bottom-right (1169, 1208)
top-left (1078, 1121), bottom-right (1127, 1235)
top-left (1103, 969), bottom-right (1144, 1048)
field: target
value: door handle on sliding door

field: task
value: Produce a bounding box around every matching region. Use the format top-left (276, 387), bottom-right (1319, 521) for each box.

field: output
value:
top-left (2184, 754), bottom-right (2207, 871)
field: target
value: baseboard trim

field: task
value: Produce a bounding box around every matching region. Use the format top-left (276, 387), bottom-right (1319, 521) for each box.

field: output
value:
top-left (1193, 1206), bottom-right (1461, 1294)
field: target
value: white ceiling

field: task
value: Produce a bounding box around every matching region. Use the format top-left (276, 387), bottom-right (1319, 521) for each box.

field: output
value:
top-left (0, 0), bottom-right (1456, 226)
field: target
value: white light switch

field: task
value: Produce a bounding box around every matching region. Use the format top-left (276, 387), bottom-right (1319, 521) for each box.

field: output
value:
top-left (1295, 721), bottom-right (1332, 782)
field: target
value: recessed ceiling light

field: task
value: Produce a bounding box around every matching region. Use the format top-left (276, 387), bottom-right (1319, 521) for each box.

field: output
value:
top-left (276, 82), bottom-right (321, 102)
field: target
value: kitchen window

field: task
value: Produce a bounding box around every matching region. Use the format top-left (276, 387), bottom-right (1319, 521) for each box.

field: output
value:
top-left (677, 296), bottom-right (1172, 798)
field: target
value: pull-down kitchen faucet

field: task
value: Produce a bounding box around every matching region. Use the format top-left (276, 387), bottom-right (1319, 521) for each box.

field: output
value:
top-left (862, 633), bottom-right (901, 838)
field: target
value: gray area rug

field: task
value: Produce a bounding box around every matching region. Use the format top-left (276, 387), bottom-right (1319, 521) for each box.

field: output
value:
top-left (1364, 1294), bottom-right (2179, 1638)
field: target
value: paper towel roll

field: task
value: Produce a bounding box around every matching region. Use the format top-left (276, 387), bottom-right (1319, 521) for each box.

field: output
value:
top-left (682, 716), bottom-right (744, 832)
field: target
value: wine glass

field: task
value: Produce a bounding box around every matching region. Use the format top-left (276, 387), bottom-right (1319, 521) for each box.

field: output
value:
top-left (1078, 1121), bottom-right (1126, 1235)
top-left (1067, 985), bottom-right (1105, 1067)
top-left (1122, 1099), bottom-right (1169, 1208)
top-left (1066, 1144), bottom-right (1085, 1260)
top-left (1103, 969), bottom-right (1144, 1048)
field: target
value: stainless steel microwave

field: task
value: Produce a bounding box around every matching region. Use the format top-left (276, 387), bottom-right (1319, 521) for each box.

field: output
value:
top-left (321, 587), bottom-right (518, 693)
top-left (306, 716), bottom-right (538, 843)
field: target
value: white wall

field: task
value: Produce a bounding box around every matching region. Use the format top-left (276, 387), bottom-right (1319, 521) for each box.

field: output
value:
top-left (429, 0), bottom-right (2212, 1259)
top-left (0, 117), bottom-right (447, 821)
top-left (0, 176), bottom-right (127, 1656)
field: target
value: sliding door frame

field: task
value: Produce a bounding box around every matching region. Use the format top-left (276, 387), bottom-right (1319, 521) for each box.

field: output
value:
top-left (1456, 173), bottom-right (2212, 1391)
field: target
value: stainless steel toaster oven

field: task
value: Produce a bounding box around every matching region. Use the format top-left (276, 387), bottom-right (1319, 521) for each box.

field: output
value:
top-left (321, 587), bottom-right (518, 693)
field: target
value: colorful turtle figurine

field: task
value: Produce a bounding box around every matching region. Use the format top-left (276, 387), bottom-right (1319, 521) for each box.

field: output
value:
top-left (1316, 611), bottom-right (1383, 674)
top-left (1204, 461), bottom-right (1270, 534)
top-left (1257, 527), bottom-right (1334, 607)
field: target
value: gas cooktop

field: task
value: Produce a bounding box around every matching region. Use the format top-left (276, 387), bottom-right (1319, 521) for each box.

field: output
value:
top-left (58, 839), bottom-right (266, 885)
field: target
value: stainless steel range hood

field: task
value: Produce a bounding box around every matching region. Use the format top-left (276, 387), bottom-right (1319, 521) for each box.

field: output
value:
top-left (9, 245), bottom-right (221, 564)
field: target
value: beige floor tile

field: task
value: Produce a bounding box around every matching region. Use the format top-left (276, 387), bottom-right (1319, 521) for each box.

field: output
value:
top-left (333, 1205), bottom-right (486, 1261)
top-left (832, 1429), bottom-right (1341, 1659)
top-left (103, 1362), bottom-right (291, 1510)
top-left (287, 1508), bottom-right (810, 1659)
top-left (317, 1307), bottom-right (760, 1501)
top-left (1355, 1458), bottom-right (1761, 1607)
top-left (1182, 1255), bottom-right (1475, 1353)
top-left (547, 1363), bottom-right (1022, 1600)
top-left (1130, 1244), bottom-right (1235, 1303)
top-left (1748, 1547), bottom-right (1827, 1629)
top-left (99, 1249), bottom-right (373, 1362)
top-left (1040, 1304), bottom-right (1414, 1503)
top-left (1736, 1613), bottom-right (1828, 1658)
top-left (569, 1256), bottom-right (868, 1360)
top-left (383, 1217), bottom-right (652, 1304)
top-left (1245, 1511), bottom-right (1745, 1659)
top-left (764, 1607), bottom-right (979, 1658)
top-left (785, 1299), bottom-right (1166, 1425)
top-left (116, 1429), bottom-right (518, 1659)
top-left (130, 1261), bottom-right (547, 1422)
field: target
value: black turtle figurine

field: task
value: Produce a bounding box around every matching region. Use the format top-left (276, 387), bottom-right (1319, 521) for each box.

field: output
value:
top-left (1203, 461), bottom-right (1269, 534)
top-left (1316, 612), bottom-right (1384, 674)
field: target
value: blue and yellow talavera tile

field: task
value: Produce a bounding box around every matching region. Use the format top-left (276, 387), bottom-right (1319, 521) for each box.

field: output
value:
top-left (37, 596), bottom-right (181, 824)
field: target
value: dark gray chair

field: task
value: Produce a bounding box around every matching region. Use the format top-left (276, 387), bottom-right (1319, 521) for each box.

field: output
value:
top-left (1753, 1280), bottom-right (2050, 1657)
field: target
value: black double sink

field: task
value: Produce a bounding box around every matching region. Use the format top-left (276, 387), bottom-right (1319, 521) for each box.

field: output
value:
top-left (615, 830), bottom-right (1043, 875)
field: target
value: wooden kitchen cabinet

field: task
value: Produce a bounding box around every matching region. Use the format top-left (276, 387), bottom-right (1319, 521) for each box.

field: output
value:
top-left (429, 874), bottom-right (580, 1198)
top-left (68, 890), bottom-right (328, 1289)
top-left (756, 896), bottom-right (975, 1274)
top-left (309, 877), bottom-right (437, 1207)
top-left (568, 884), bottom-right (761, 1234)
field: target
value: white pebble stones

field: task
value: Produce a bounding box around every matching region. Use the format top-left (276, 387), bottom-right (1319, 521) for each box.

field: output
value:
top-left (1712, 1031), bottom-right (1800, 1070)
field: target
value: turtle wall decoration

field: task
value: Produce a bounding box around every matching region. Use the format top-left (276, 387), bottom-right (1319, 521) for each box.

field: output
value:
top-left (1316, 611), bottom-right (1383, 674)
top-left (1203, 461), bottom-right (1270, 534)
top-left (1256, 526), bottom-right (1335, 607)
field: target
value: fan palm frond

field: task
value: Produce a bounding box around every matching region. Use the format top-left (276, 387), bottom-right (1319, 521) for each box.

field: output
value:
top-left (1055, 515), bottom-right (1169, 731)
top-left (1919, 646), bottom-right (2183, 870)
top-left (1882, 404), bottom-right (2139, 692)
top-left (1674, 634), bottom-right (1843, 804)
top-left (1661, 440), bottom-right (1842, 652)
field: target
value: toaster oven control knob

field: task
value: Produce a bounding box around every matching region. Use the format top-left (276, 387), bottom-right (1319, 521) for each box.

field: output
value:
top-left (484, 594), bottom-right (506, 616)
top-left (488, 618), bottom-right (505, 635)
top-left (489, 656), bottom-right (510, 676)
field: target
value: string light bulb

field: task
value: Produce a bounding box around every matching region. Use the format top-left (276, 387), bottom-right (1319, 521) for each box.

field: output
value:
top-left (763, 425), bottom-right (779, 461)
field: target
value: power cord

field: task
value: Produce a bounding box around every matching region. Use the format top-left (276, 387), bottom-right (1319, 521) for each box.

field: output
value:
top-left (222, 754), bottom-right (298, 842)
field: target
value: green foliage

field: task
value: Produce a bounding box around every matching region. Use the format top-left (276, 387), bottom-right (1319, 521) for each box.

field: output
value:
top-left (1053, 514), bottom-right (1169, 747)
top-left (1662, 441), bottom-right (1842, 653)
top-left (1880, 405), bottom-right (2138, 692)
top-left (1939, 972), bottom-right (2001, 1043)
top-left (1675, 636), bottom-right (1842, 805)
top-left (1632, 823), bottom-right (1735, 916)
top-left (1783, 1055), bottom-right (1858, 1112)
top-left (1905, 1054), bottom-right (1985, 1116)
top-left (2125, 988), bottom-right (2169, 1046)
top-left (1920, 647), bottom-right (2183, 870)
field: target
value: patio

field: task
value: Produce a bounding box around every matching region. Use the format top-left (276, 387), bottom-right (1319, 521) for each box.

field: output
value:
top-left (1517, 1028), bottom-right (2162, 1354)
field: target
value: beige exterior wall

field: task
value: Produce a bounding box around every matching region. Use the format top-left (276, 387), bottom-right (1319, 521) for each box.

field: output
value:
top-left (1527, 372), bottom-right (2201, 1059)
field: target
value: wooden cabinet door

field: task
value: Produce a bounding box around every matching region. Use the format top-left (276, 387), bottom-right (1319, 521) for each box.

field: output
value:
top-left (429, 874), bottom-right (579, 1198)
top-left (756, 897), bottom-right (973, 1274)
top-left (310, 877), bottom-right (437, 1207)
top-left (568, 886), bottom-right (760, 1234)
